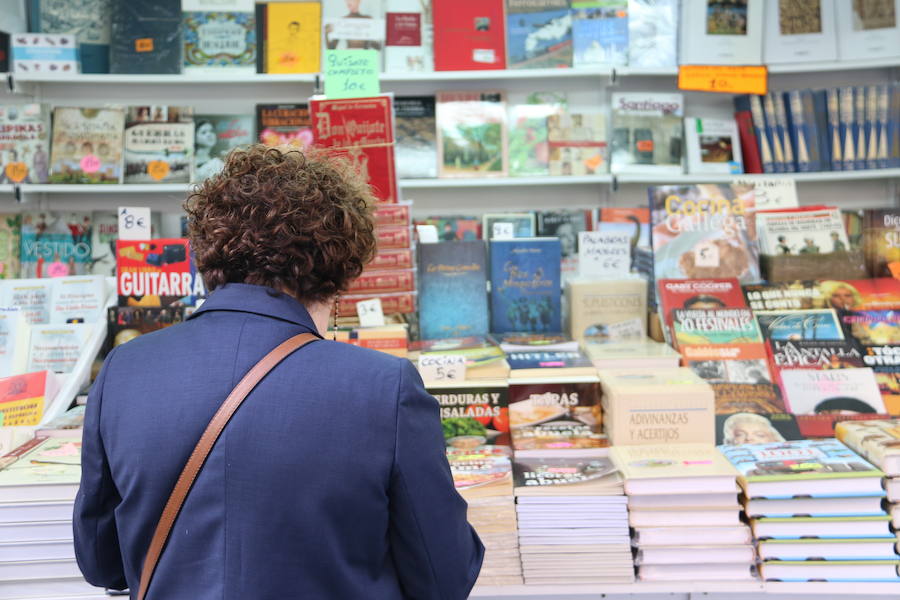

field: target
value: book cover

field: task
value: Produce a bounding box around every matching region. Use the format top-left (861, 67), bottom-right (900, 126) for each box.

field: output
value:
top-left (567, 278), bottom-right (647, 343)
top-left (417, 215), bottom-right (480, 241)
top-left (11, 32), bottom-right (78, 75)
top-left (610, 93), bottom-right (684, 174)
top-left (684, 117), bottom-right (743, 174)
top-left (262, 1), bottom-right (320, 74)
top-left (0, 308), bottom-right (29, 378)
top-left (826, 88), bottom-right (843, 170)
top-left (0, 214), bottom-right (21, 279)
top-left (417, 241), bottom-right (489, 340)
top-left (841, 310), bottom-right (900, 345)
top-left (48, 107), bottom-right (124, 184)
top-left (673, 307), bottom-right (762, 346)
top-left (20, 212), bottom-right (92, 279)
top-left (0, 103), bottom-right (50, 184)
top-left (105, 306), bottom-right (183, 350)
top-left (432, 0), bottom-right (506, 71)
top-left (124, 106), bottom-right (194, 184)
top-left (183, 0), bottom-right (256, 73)
top-left (835, 419), bottom-right (900, 472)
top-left (109, 0), bottom-right (182, 74)
top-left (310, 96), bottom-right (398, 203)
top-left (483, 213), bottom-right (535, 241)
top-left (384, 0), bottom-right (433, 72)
top-left (394, 96), bottom-right (437, 179)
top-left (763, 0), bottom-right (838, 64)
top-left (658, 277), bottom-right (746, 336)
top-left (508, 103), bottom-right (556, 177)
top-left (337, 292), bottom-right (416, 318)
top-left (854, 86), bottom-right (868, 170)
top-left (374, 203), bottom-right (411, 228)
top-left (116, 239), bottom-right (205, 307)
top-left (28, 0), bottom-right (110, 73)
top-left (322, 0), bottom-right (384, 54)
top-left (863, 209), bottom-right (900, 278)
top-left (755, 309), bottom-right (845, 341)
top-left (627, 0), bottom-right (677, 68)
top-left (26, 323), bottom-right (93, 374)
top-left (536, 209), bottom-right (591, 276)
top-left (375, 225), bottom-right (412, 249)
top-left (834, 0), bottom-right (900, 61)
top-left (713, 383), bottom-right (786, 414)
top-left (508, 380), bottom-right (603, 451)
top-left (839, 86), bottom-right (857, 170)
top-left (547, 111), bottom-right (609, 175)
top-left (0, 279), bottom-right (52, 325)
top-left (781, 367), bottom-right (886, 414)
top-left (679, 0), bottom-right (763, 65)
top-left (764, 93), bottom-right (787, 172)
top-left (489, 238), bottom-right (561, 334)
top-left (717, 412), bottom-right (803, 446)
top-left (193, 114), bottom-right (254, 182)
top-left (90, 210), bottom-right (160, 278)
top-left (596, 208), bottom-right (652, 287)
top-left (346, 270), bottom-right (415, 295)
top-left (256, 104), bottom-right (312, 148)
top-left (768, 339), bottom-right (865, 370)
top-left (756, 207), bottom-right (850, 256)
top-left (743, 94), bottom-right (776, 173)
top-left (448, 446), bottom-right (513, 497)
top-left (0, 435), bottom-right (80, 484)
top-left (49, 275), bottom-right (106, 324)
top-left (370, 248), bottom-right (414, 270)
top-left (436, 91), bottom-right (508, 178)
top-left (865, 85), bottom-right (880, 169)
top-left (506, 0), bottom-right (572, 69)
top-left (610, 443), bottom-right (737, 480)
top-left (572, 0), bottom-right (628, 68)
top-left (718, 439), bottom-right (882, 483)
top-left (786, 89), bottom-right (820, 172)
top-left (426, 381), bottom-right (510, 449)
top-left (742, 281), bottom-right (825, 311)
top-left (649, 184), bottom-right (760, 284)
top-left (506, 349), bottom-right (593, 371)
top-left (0, 372), bottom-right (60, 427)
top-left (512, 455), bottom-right (618, 491)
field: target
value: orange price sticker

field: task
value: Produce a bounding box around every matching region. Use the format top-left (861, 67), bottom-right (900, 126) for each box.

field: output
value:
top-left (135, 38), bottom-right (154, 53)
top-left (4, 162), bottom-right (28, 183)
top-left (678, 65), bottom-right (768, 96)
top-left (147, 160), bottom-right (170, 181)
top-left (888, 262), bottom-right (900, 279)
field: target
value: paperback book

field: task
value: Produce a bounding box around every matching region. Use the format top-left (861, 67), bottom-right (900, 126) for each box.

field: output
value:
top-left (27, 323), bottom-right (93, 374)
top-left (257, 1), bottom-right (321, 74)
top-left (0, 279), bottom-right (53, 325)
top-left (0, 371), bottom-right (60, 427)
top-left (436, 91), bottom-right (508, 178)
top-left (27, 0), bottom-right (111, 73)
top-left (183, 0), bottom-right (256, 73)
top-left (432, 0), bottom-right (506, 70)
top-left (322, 0), bottom-right (384, 53)
top-left (506, 0), bottom-right (573, 69)
top-left (762, 0), bottom-right (837, 64)
top-left (684, 117), bottom-right (743, 174)
top-left (48, 107), bottom-right (125, 184)
top-left (863, 209), bottom-right (900, 278)
top-left (508, 380), bottom-right (604, 451)
top-left (572, 0), bottom-right (628, 68)
top-left (536, 209), bottom-right (591, 275)
top-left (716, 412), bottom-right (803, 446)
top-left (394, 96), bottom-right (437, 179)
top-left (116, 239), bottom-right (205, 307)
top-left (0, 103), bottom-right (50, 184)
top-left (610, 93), bottom-right (684, 174)
top-left (679, 0), bottom-right (763, 65)
top-left (547, 111), bottom-right (609, 175)
top-left (418, 241), bottom-right (489, 340)
top-left (756, 207), bottom-right (850, 257)
top-left (427, 380), bottom-right (511, 449)
top-left (489, 238), bottom-right (562, 334)
top-left (384, 0), bottom-right (433, 73)
top-left (124, 106), bottom-right (194, 184)
top-left (0, 214), bottom-right (20, 279)
top-left (256, 104), bottom-right (312, 148)
top-left (107, 306), bottom-right (185, 350)
top-left (20, 212), bottom-right (92, 278)
top-left (109, 0), bottom-right (182, 74)
top-left (193, 114), bottom-right (254, 181)
top-left (567, 278), bottom-right (647, 343)
top-left (626, 0), bottom-right (677, 68)
top-left (780, 367), bottom-right (886, 415)
top-left (755, 309), bottom-right (845, 341)
top-left (508, 103), bottom-right (555, 177)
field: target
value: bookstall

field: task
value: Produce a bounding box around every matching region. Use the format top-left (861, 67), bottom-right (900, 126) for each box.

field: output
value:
top-left (1, 0), bottom-right (900, 599)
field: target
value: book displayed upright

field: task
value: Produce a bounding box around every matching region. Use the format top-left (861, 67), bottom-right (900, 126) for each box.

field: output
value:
top-left (20, 212), bottom-right (92, 279)
top-left (506, 0), bottom-right (573, 69)
top-left (489, 238), bottom-right (562, 334)
top-left (182, 0), bottom-right (256, 73)
top-left (508, 378), bottom-right (604, 451)
top-left (547, 111), bottom-right (609, 176)
top-left (48, 107), bottom-right (125, 184)
top-left (433, 0), bottom-right (506, 70)
top-left (610, 93), bottom-right (684, 174)
top-left (0, 307), bottom-right (29, 378)
top-left (679, 0), bottom-right (763, 65)
top-left (193, 114), bottom-right (254, 181)
top-left (124, 106), bottom-right (194, 184)
top-left (109, 0), bottom-right (182, 74)
top-left (26, 323), bottom-right (94, 374)
top-left (763, 0), bottom-right (837, 64)
top-left (384, 0), bottom-right (433, 73)
top-left (256, 104), bottom-right (312, 148)
top-left (0, 214), bottom-right (21, 280)
top-left (417, 241), bottom-right (489, 340)
top-left (0, 104), bottom-right (50, 185)
top-left (573, 0), bottom-right (628, 68)
top-left (863, 209), bottom-right (900, 278)
top-left (394, 96), bottom-right (437, 179)
top-left (27, 0), bottom-right (111, 73)
top-left (257, 1), bottom-right (321, 74)
top-left (0, 279), bottom-right (53, 325)
top-left (834, 0), bottom-right (900, 61)
top-left (566, 278), bottom-right (648, 343)
top-left (322, 0), bottom-right (384, 55)
top-left (116, 238), bottom-right (205, 307)
top-left (627, 0), bottom-right (677, 68)
top-left (436, 91), bottom-right (508, 178)
top-left (684, 117), bottom-right (743, 174)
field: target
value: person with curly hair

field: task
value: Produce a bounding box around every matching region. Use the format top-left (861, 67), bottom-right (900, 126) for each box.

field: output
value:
top-left (74, 146), bottom-right (484, 599)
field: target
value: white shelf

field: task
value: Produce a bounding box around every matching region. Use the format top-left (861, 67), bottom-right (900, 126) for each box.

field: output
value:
top-left (12, 72), bottom-right (317, 85)
top-left (472, 581), bottom-right (764, 597)
top-left (400, 175), bottom-right (612, 188)
top-left (19, 183), bottom-right (191, 194)
top-left (767, 57), bottom-right (900, 74)
top-left (616, 168), bottom-right (900, 185)
top-left (382, 67), bottom-right (615, 82)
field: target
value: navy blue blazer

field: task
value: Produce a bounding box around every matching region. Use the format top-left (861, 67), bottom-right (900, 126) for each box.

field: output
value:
top-left (74, 283), bottom-right (484, 599)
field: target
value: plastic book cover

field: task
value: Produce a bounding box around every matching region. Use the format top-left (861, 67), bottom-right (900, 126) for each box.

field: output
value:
top-left (417, 215), bottom-right (480, 241)
top-left (0, 436), bottom-right (81, 485)
top-left (29, 0), bottom-right (111, 73)
top-left (780, 367), bottom-right (886, 415)
top-left (116, 239), bottom-right (205, 308)
top-left (505, 0), bottom-right (572, 69)
top-left (547, 111), bottom-right (609, 175)
top-left (756, 207), bottom-right (850, 257)
top-left (193, 114), bottom-right (253, 181)
top-left (0, 214), bottom-right (21, 279)
top-left (718, 439), bottom-right (882, 483)
top-left (489, 238), bottom-right (562, 334)
top-left (48, 107), bottom-right (124, 184)
top-left (572, 0), bottom-right (628, 68)
top-left (508, 103), bottom-right (557, 177)
top-left (425, 381), bottom-right (510, 449)
top-left (610, 93), bottom-right (683, 174)
top-left (610, 443), bottom-right (737, 480)
top-left (20, 212), bottom-right (92, 279)
top-left (482, 213), bottom-right (535, 240)
top-left (432, 0), bottom-right (506, 70)
top-left (436, 91), bottom-right (508, 178)
top-left (509, 380), bottom-right (603, 450)
top-left (124, 106), bottom-right (193, 184)
top-left (262, 1), bottom-right (320, 74)
top-left (256, 104), bottom-right (312, 148)
top-left (649, 184), bottom-right (760, 284)
top-left (27, 323), bottom-right (94, 374)
top-left (384, 0), bottom-right (433, 73)
top-left (109, 0), bottom-right (182, 74)
top-left (322, 0), bottom-right (384, 52)
top-left (183, 0), bottom-right (256, 72)
top-left (512, 455), bottom-right (618, 490)
top-left (626, 0), bottom-right (676, 67)
top-left (394, 96), bottom-right (437, 179)
top-left (417, 241), bottom-right (489, 340)
top-left (0, 103), bottom-right (50, 184)
top-left (755, 309), bottom-right (844, 341)
top-left (716, 412), bottom-right (803, 446)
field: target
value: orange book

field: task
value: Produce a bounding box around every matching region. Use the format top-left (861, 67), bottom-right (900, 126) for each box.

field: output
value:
top-left (0, 371), bottom-right (61, 427)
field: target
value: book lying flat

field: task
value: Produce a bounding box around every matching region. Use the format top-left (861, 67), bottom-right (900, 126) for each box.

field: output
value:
top-left (761, 560), bottom-right (900, 582)
top-left (751, 515), bottom-right (894, 540)
top-left (758, 538), bottom-right (900, 561)
top-left (744, 495), bottom-right (887, 518)
top-left (628, 507), bottom-right (741, 528)
top-left (637, 563), bottom-right (756, 582)
top-left (632, 525), bottom-right (752, 547)
top-left (836, 419), bottom-right (900, 477)
top-left (610, 444), bottom-right (738, 495)
top-left (636, 544), bottom-right (755, 566)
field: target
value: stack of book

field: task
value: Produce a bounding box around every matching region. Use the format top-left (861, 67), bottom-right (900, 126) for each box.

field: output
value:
top-left (447, 446), bottom-right (522, 586)
top-left (512, 454), bottom-right (633, 585)
top-left (720, 439), bottom-right (900, 582)
top-left (611, 444), bottom-right (756, 582)
top-left (0, 436), bottom-right (102, 597)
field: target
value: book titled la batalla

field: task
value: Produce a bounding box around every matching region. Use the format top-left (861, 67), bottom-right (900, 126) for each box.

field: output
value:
top-left (310, 96), bottom-right (398, 203)
top-left (116, 239), bottom-right (206, 308)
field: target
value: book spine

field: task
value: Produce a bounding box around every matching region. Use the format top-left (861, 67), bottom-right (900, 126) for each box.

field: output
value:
top-left (734, 96), bottom-right (763, 174)
top-left (812, 90), bottom-right (831, 172)
top-left (840, 86), bottom-right (857, 171)
top-left (787, 91), bottom-right (812, 172)
top-left (826, 88), bottom-right (843, 171)
top-left (0, 435), bottom-right (47, 470)
top-left (866, 85), bottom-right (879, 170)
top-left (891, 84), bottom-right (900, 169)
top-left (773, 92), bottom-right (795, 172)
top-left (855, 85), bottom-right (867, 170)
top-left (255, 2), bottom-right (266, 73)
top-left (748, 95), bottom-right (775, 173)
top-left (763, 93), bottom-right (786, 172)
top-left (877, 84), bottom-right (890, 169)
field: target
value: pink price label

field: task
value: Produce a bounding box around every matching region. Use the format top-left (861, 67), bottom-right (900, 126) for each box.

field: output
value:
top-left (80, 154), bottom-right (102, 173)
top-left (47, 262), bottom-right (70, 278)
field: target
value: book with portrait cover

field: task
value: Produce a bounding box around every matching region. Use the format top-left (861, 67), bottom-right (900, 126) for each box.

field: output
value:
top-left (384, 0), bottom-right (433, 73)
top-left (182, 0), bottom-right (256, 73)
top-left (417, 241), bottom-right (489, 340)
top-left (27, 0), bottom-right (111, 73)
top-left (256, 103), bottom-right (312, 148)
top-left (489, 238), bottom-right (562, 334)
top-left (0, 103), bottom-right (51, 184)
top-left (48, 107), bottom-right (125, 184)
top-left (20, 212), bottom-right (92, 279)
top-left (322, 0), bottom-right (384, 58)
top-left (508, 380), bottom-right (604, 451)
top-left (124, 106), bottom-right (194, 184)
top-left (780, 367), bottom-right (886, 415)
top-left (257, 1), bottom-right (320, 74)
top-left (436, 91), bottom-right (508, 178)
top-left (863, 209), bottom-right (900, 279)
top-left (433, 0), bottom-right (506, 71)
top-left (537, 209), bottom-right (592, 277)
top-left (506, 0), bottom-right (572, 69)
top-left (116, 239), bottom-right (205, 308)
top-left (716, 412), bottom-right (803, 446)
top-left (310, 96), bottom-right (398, 203)
top-left (657, 277), bottom-right (746, 339)
top-left (193, 114), bottom-right (254, 182)
top-left (109, 0), bottom-right (182, 74)
top-left (394, 96), bottom-right (437, 179)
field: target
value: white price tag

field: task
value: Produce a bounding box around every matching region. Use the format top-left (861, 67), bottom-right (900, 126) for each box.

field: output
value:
top-left (732, 177), bottom-right (798, 211)
top-left (605, 318), bottom-right (645, 341)
top-left (118, 207), bottom-right (152, 241)
top-left (492, 222), bottom-right (515, 240)
top-left (694, 241), bottom-right (720, 268)
top-left (472, 48), bottom-right (496, 64)
top-left (578, 231), bottom-right (631, 278)
top-left (418, 354), bottom-right (467, 382)
top-left (416, 224), bottom-right (439, 244)
top-left (355, 298), bottom-right (385, 328)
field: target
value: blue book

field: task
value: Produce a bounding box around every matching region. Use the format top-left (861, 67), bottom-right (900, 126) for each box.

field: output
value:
top-left (812, 90), bottom-right (832, 172)
top-left (865, 85), bottom-right (879, 170)
top-left (745, 94), bottom-right (775, 173)
top-left (417, 241), bottom-right (489, 340)
top-left (787, 90), bottom-right (824, 172)
top-left (825, 88), bottom-right (843, 171)
top-left (889, 85), bottom-right (900, 169)
top-left (506, 1), bottom-right (573, 69)
top-left (854, 86), bottom-right (867, 171)
top-left (490, 238), bottom-right (561, 334)
top-left (572, 3), bottom-right (628, 68)
top-left (772, 92), bottom-right (795, 172)
top-left (28, 0), bottom-right (111, 73)
top-left (839, 86), bottom-right (857, 171)
top-left (877, 85), bottom-right (890, 169)
top-left (763, 93), bottom-right (786, 173)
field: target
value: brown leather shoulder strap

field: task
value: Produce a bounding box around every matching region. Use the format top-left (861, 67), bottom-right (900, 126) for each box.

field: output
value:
top-left (136, 332), bottom-right (319, 600)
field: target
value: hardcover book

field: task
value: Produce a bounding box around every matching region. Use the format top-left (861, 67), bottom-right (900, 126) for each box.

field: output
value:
top-left (610, 443), bottom-right (738, 488)
top-left (679, 0), bottom-right (764, 65)
top-left (48, 107), bottom-right (125, 184)
top-left (627, 0), bottom-right (677, 68)
top-left (27, 0), bottom-right (111, 73)
top-left (26, 323), bottom-right (93, 374)
top-left (547, 111), bottom-right (609, 175)
top-left (566, 278), bottom-right (647, 343)
top-left (508, 379), bottom-right (604, 451)
top-left (432, 0), bottom-right (506, 71)
top-left (508, 103), bottom-right (556, 177)
top-left (20, 212), bottom-right (92, 279)
top-left (258, 1), bottom-right (320, 74)
top-left (109, 0), bottom-right (182, 74)
top-left (0, 103), bottom-right (51, 184)
top-left (572, 1), bottom-right (627, 68)
top-left (384, 0), bottom-right (433, 72)
top-left (506, 0), bottom-right (573, 69)
top-left (489, 238), bottom-right (562, 334)
top-left (0, 279), bottom-right (52, 325)
top-left (193, 114), bottom-right (254, 181)
top-left (610, 93), bottom-right (684, 174)
top-left (116, 239), bottom-right (205, 308)
top-left (322, 0), bottom-right (384, 54)
top-left (124, 106), bottom-right (194, 184)
top-left (836, 419), bottom-right (900, 476)
top-left (716, 412), bottom-right (803, 446)
top-left (763, 0), bottom-right (837, 64)
top-left (0, 214), bottom-right (21, 279)
top-left (780, 367), bottom-right (886, 415)
top-left (256, 104), bottom-right (312, 148)
top-left (183, 0), bottom-right (256, 73)
top-left (394, 96), bottom-right (437, 179)
top-left (436, 91), bottom-right (508, 178)
top-left (755, 309), bottom-right (845, 341)
top-left (417, 241), bottom-right (489, 340)
top-left (684, 117), bottom-right (743, 174)
top-left (425, 380), bottom-right (510, 449)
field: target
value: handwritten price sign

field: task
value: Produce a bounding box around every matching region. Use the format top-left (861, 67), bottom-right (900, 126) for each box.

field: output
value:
top-left (678, 65), bottom-right (768, 96)
top-left (118, 207), bottom-right (152, 241)
top-left (356, 298), bottom-right (385, 327)
top-left (418, 354), bottom-right (467, 383)
top-left (579, 231), bottom-right (631, 278)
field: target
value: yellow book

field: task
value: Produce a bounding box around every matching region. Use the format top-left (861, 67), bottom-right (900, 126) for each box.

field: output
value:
top-left (266, 2), bottom-right (322, 74)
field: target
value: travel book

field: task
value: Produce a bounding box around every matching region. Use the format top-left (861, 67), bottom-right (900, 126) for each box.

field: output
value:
top-left (20, 212), bottom-right (92, 279)
top-left (489, 238), bottom-right (561, 334)
top-left (547, 111), bottom-right (609, 176)
top-left (116, 239), bottom-right (205, 308)
top-left (48, 107), bottom-right (125, 184)
top-left (572, 0), bottom-right (628, 68)
top-left (109, 0), bottom-right (182, 74)
top-left (508, 379), bottom-right (604, 451)
top-left (182, 0), bottom-right (256, 73)
top-left (27, 0), bottom-right (110, 73)
top-left (417, 241), bottom-right (489, 340)
top-left (194, 114), bottom-right (254, 182)
top-left (432, 0), bottom-right (506, 71)
top-left (0, 103), bottom-right (50, 184)
top-left (384, 0), bottom-right (433, 73)
top-left (506, 0), bottom-right (572, 69)
top-left (256, 104), bottom-right (312, 148)
top-left (394, 96), bottom-right (437, 179)
top-left (436, 91), bottom-right (508, 178)
top-left (609, 443), bottom-right (738, 495)
top-left (610, 93), bottom-right (684, 174)
top-left (836, 419), bottom-right (900, 477)
top-left (124, 106), bottom-right (194, 184)
top-left (780, 367), bottom-right (886, 415)
top-left (256, 1), bottom-right (320, 74)
top-left (426, 380), bottom-right (510, 449)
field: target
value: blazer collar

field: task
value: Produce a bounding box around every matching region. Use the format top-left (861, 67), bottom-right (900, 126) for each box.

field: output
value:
top-left (188, 283), bottom-right (323, 337)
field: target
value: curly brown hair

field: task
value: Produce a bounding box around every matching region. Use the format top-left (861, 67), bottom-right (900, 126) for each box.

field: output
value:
top-left (185, 145), bottom-right (377, 304)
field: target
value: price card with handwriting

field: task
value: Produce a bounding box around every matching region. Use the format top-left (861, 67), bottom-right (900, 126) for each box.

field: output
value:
top-left (579, 231), bottom-right (631, 278)
top-left (418, 354), bottom-right (467, 383)
top-left (678, 65), bottom-right (768, 96)
top-left (118, 207), bottom-right (152, 241)
top-left (492, 222), bottom-right (515, 240)
top-left (732, 177), bottom-right (798, 210)
top-left (356, 298), bottom-right (385, 328)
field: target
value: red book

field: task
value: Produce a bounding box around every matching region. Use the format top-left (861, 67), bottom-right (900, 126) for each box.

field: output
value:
top-left (116, 239), bottom-right (205, 307)
top-left (373, 202), bottom-right (411, 227)
top-left (657, 278), bottom-right (747, 342)
top-left (433, 0), bottom-right (506, 71)
top-left (346, 269), bottom-right (416, 294)
top-left (369, 248), bottom-right (414, 271)
top-left (734, 109), bottom-right (763, 174)
top-left (376, 226), bottom-right (412, 249)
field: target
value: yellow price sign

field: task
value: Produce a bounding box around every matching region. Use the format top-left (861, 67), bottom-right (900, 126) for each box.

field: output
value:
top-left (147, 160), bottom-right (170, 181)
top-left (678, 65), bottom-right (768, 96)
top-left (4, 162), bottom-right (28, 183)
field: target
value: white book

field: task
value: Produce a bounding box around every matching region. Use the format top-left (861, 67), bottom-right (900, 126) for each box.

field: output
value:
top-left (0, 558), bottom-right (82, 582)
top-left (384, 0), bottom-right (433, 72)
top-left (633, 525), bottom-right (752, 547)
top-left (629, 507), bottom-right (740, 528)
top-left (323, 0), bottom-right (385, 66)
top-left (49, 275), bottom-right (107, 324)
top-left (684, 117), bottom-right (743, 174)
top-left (759, 538), bottom-right (899, 561)
top-left (0, 539), bottom-right (75, 562)
top-left (679, 0), bottom-right (764, 65)
top-left (0, 521), bottom-right (73, 544)
top-left (0, 502), bottom-right (74, 525)
top-left (761, 560), bottom-right (900, 582)
top-left (0, 576), bottom-right (104, 598)
top-left (638, 562), bottom-right (755, 581)
top-left (834, 0), bottom-right (900, 61)
top-left (745, 495), bottom-right (887, 518)
top-left (763, 0), bottom-right (837, 63)
top-left (751, 516), bottom-right (893, 539)
top-left (636, 544), bottom-right (755, 565)
top-left (26, 323), bottom-right (94, 374)
top-left (628, 491), bottom-right (738, 509)
top-left (0, 308), bottom-right (29, 378)
top-left (780, 367), bottom-right (885, 414)
top-left (0, 279), bottom-right (53, 325)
